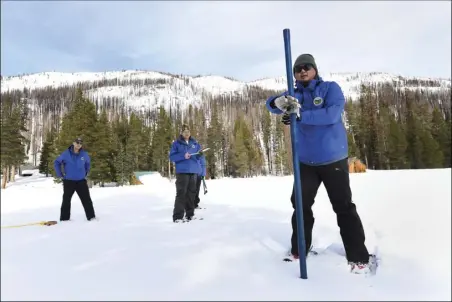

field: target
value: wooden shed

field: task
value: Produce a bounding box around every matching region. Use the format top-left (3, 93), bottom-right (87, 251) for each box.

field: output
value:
top-left (348, 157), bottom-right (367, 173)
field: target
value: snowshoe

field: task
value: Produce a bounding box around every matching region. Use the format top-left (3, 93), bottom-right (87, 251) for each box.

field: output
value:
top-left (349, 254), bottom-right (378, 275)
top-left (283, 246), bottom-right (317, 262)
top-left (185, 215), bottom-right (203, 222)
top-left (283, 252), bottom-right (300, 262)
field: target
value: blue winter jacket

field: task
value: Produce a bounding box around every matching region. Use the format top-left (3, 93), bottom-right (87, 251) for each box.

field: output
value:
top-left (169, 136), bottom-right (203, 174)
top-left (266, 77), bottom-right (348, 166)
top-left (54, 145), bottom-right (91, 180)
top-left (198, 155), bottom-right (206, 177)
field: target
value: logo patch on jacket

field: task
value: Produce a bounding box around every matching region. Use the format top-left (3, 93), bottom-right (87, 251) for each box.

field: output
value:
top-left (81, 157), bottom-right (85, 161)
top-left (313, 97), bottom-right (324, 106)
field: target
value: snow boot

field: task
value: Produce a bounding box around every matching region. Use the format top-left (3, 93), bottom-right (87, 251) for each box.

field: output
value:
top-left (185, 215), bottom-right (203, 222)
top-left (283, 245), bottom-right (317, 262)
top-left (349, 261), bottom-right (371, 274)
top-left (348, 254), bottom-right (378, 274)
top-left (283, 251), bottom-right (300, 262)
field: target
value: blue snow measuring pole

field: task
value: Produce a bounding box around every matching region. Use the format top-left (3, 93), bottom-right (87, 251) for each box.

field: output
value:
top-left (283, 28), bottom-right (308, 279)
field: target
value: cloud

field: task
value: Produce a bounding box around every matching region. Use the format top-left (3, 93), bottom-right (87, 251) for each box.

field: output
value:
top-left (1, 1), bottom-right (450, 81)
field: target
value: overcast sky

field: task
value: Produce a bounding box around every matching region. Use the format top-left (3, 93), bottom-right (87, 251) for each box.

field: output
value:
top-left (1, 1), bottom-right (450, 81)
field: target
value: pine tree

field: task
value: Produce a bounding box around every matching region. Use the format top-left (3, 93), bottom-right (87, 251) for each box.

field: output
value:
top-left (112, 112), bottom-right (135, 185)
top-left (151, 106), bottom-right (173, 177)
top-left (1, 95), bottom-right (28, 188)
top-left (405, 91), bottom-right (424, 169)
top-left (273, 117), bottom-right (290, 175)
top-left (90, 109), bottom-right (114, 185)
top-left (445, 117), bottom-right (452, 168)
top-left (387, 114), bottom-right (408, 169)
top-left (417, 103), bottom-right (443, 168)
top-left (419, 129), bottom-right (443, 168)
top-left (38, 128), bottom-right (56, 177)
top-left (347, 131), bottom-right (360, 158)
top-left (228, 115), bottom-right (249, 177)
top-left (345, 101), bottom-right (361, 159)
top-left (431, 107), bottom-right (450, 167)
top-left (376, 105), bottom-right (391, 169)
top-left (261, 107), bottom-right (272, 174)
top-left (206, 101), bottom-right (223, 178)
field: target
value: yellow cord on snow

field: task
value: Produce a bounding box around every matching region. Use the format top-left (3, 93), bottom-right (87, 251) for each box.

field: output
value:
top-left (1, 221), bottom-right (58, 228)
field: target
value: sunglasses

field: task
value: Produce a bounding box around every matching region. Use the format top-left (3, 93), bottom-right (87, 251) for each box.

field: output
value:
top-left (74, 141), bottom-right (83, 145)
top-left (293, 64), bottom-right (314, 73)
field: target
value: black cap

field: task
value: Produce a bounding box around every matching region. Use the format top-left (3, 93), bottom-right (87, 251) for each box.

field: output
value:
top-left (181, 124), bottom-right (190, 132)
top-left (74, 137), bottom-right (83, 144)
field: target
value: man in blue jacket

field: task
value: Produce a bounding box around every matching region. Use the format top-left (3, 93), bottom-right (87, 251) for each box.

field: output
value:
top-left (54, 137), bottom-right (96, 222)
top-left (169, 125), bottom-right (204, 222)
top-left (266, 54), bottom-right (370, 274)
top-left (194, 152), bottom-right (207, 209)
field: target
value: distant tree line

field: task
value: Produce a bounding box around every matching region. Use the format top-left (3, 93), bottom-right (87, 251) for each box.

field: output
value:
top-left (346, 83), bottom-right (451, 170)
top-left (0, 75), bottom-right (450, 188)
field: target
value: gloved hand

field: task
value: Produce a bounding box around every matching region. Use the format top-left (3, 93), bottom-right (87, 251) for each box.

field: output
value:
top-left (281, 113), bottom-right (301, 125)
top-left (273, 95), bottom-right (300, 114)
top-left (282, 113), bottom-right (290, 125)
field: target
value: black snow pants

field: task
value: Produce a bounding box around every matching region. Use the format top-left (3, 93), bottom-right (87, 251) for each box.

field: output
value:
top-left (290, 158), bottom-right (369, 263)
top-left (173, 173), bottom-right (197, 221)
top-left (194, 175), bottom-right (202, 208)
top-left (60, 179), bottom-right (96, 221)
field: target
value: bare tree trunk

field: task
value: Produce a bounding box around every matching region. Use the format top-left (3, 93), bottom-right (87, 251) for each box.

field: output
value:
top-left (2, 167), bottom-right (9, 189)
top-left (10, 165), bottom-right (16, 182)
top-left (283, 126), bottom-right (293, 174)
top-left (6, 166), bottom-right (11, 183)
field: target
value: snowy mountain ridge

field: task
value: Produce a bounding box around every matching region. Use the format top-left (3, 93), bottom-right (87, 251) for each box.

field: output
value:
top-left (2, 70), bottom-right (450, 109)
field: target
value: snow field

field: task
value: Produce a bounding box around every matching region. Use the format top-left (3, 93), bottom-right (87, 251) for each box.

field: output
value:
top-left (1, 168), bottom-right (450, 300)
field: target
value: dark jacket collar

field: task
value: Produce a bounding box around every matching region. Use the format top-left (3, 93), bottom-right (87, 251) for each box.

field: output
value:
top-left (295, 76), bottom-right (323, 92)
top-left (68, 145), bottom-right (84, 155)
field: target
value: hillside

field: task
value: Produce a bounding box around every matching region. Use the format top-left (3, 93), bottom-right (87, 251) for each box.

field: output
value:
top-left (1, 168), bottom-right (451, 300)
top-left (2, 70), bottom-right (450, 109)
top-left (1, 70), bottom-right (451, 179)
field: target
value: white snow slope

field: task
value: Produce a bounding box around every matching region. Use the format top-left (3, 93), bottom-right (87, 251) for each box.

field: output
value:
top-left (2, 71), bottom-right (450, 106)
top-left (1, 168), bottom-right (451, 301)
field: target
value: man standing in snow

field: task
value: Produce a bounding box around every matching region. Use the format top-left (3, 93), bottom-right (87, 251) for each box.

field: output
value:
top-left (265, 54), bottom-right (371, 274)
top-left (54, 137), bottom-right (96, 222)
top-left (194, 149), bottom-right (207, 209)
top-left (169, 125), bottom-right (204, 222)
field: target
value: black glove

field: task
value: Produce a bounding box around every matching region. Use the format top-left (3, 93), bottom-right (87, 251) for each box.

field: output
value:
top-left (281, 113), bottom-right (290, 125)
top-left (281, 113), bottom-right (301, 125)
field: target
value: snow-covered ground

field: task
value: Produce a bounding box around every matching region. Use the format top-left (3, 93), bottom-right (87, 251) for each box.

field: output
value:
top-left (1, 169), bottom-right (451, 301)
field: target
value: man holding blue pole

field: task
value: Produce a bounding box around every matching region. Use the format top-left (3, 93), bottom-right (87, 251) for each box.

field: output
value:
top-left (265, 54), bottom-right (371, 274)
